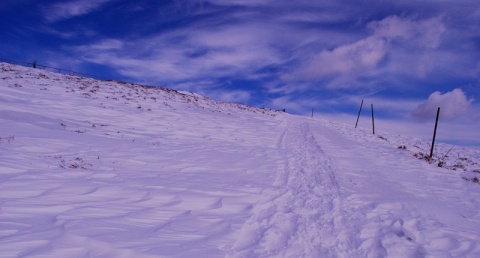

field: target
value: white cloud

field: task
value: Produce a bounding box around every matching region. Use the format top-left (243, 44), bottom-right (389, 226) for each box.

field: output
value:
top-left (412, 88), bottom-right (474, 121)
top-left (287, 36), bottom-right (387, 88)
top-left (78, 39), bottom-right (125, 51)
top-left (286, 16), bottom-right (446, 88)
top-left (74, 22), bottom-right (286, 83)
top-left (369, 16), bottom-right (445, 49)
top-left (43, 0), bottom-right (114, 22)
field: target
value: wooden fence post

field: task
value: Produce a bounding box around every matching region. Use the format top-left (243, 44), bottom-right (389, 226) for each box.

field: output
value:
top-left (371, 104), bottom-right (375, 134)
top-left (355, 99), bottom-right (364, 128)
top-left (429, 107), bottom-right (440, 158)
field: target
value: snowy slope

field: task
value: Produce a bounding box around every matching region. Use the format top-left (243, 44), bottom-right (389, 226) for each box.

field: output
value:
top-left (1, 62), bottom-right (480, 257)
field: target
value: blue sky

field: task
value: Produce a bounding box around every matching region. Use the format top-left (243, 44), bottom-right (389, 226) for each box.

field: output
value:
top-left (1, 0), bottom-right (480, 146)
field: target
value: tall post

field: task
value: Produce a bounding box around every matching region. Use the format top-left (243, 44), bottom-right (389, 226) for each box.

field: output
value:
top-left (355, 99), bottom-right (364, 128)
top-left (371, 104), bottom-right (375, 134)
top-left (429, 107), bottom-right (440, 158)
top-left (311, 107), bottom-right (314, 118)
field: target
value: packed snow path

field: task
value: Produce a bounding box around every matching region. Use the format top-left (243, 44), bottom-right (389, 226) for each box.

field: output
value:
top-left (1, 62), bottom-right (480, 257)
top-left (229, 118), bottom-right (356, 257)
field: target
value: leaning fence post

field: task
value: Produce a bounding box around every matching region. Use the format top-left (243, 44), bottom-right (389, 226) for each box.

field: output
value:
top-left (371, 104), bottom-right (375, 134)
top-left (429, 107), bottom-right (440, 158)
top-left (355, 99), bottom-right (364, 128)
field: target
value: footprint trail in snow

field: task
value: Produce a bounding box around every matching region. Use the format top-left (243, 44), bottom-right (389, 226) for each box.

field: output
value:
top-left (229, 118), bottom-right (358, 257)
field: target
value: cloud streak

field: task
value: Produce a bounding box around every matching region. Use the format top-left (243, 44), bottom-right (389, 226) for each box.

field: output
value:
top-left (73, 20), bottom-right (287, 87)
top-left (42, 0), bottom-right (115, 22)
top-left (286, 16), bottom-right (446, 88)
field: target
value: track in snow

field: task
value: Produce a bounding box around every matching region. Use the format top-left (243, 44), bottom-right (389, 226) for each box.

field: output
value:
top-left (229, 117), bottom-right (358, 257)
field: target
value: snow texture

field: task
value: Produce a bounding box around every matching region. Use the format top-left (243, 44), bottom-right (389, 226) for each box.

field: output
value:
top-left (1, 62), bottom-right (480, 257)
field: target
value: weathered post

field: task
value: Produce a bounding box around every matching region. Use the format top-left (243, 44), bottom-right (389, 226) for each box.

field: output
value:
top-left (311, 107), bottom-right (314, 118)
top-left (371, 104), bottom-right (375, 134)
top-left (33, 61), bottom-right (37, 68)
top-left (355, 99), bottom-right (364, 128)
top-left (429, 107), bottom-right (440, 158)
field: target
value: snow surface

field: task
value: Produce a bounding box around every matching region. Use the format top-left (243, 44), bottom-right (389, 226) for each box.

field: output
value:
top-left (1, 62), bottom-right (480, 257)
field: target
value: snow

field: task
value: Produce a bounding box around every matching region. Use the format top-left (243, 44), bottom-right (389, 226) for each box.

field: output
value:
top-left (1, 62), bottom-right (480, 257)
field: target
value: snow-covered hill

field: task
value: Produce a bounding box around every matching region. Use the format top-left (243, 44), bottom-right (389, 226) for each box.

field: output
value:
top-left (1, 62), bottom-right (480, 257)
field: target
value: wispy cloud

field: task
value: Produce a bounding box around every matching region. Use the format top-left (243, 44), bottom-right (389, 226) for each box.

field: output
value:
top-left (286, 36), bottom-right (388, 88)
top-left (285, 16), bottom-right (446, 89)
top-left (72, 20), bottom-right (287, 86)
top-left (42, 0), bottom-right (115, 22)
